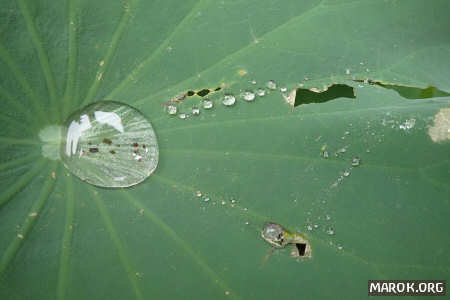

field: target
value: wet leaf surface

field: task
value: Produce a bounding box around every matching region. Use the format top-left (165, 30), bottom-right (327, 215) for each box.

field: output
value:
top-left (1, 0), bottom-right (449, 299)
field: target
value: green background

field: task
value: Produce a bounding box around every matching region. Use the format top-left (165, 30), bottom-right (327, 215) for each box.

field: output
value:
top-left (1, 0), bottom-right (449, 299)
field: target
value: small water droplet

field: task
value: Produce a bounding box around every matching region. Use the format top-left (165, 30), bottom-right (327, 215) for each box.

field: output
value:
top-left (203, 196), bottom-right (210, 202)
top-left (167, 105), bottom-right (177, 115)
top-left (345, 69), bottom-right (351, 75)
top-left (256, 88), bottom-right (266, 96)
top-left (266, 80), bottom-right (277, 90)
top-left (250, 80), bottom-right (256, 84)
top-left (60, 101), bottom-right (159, 187)
top-left (307, 224), bottom-right (313, 231)
top-left (323, 151), bottom-right (329, 158)
top-left (313, 224), bottom-right (319, 229)
top-left (326, 214), bottom-right (331, 220)
top-left (202, 99), bottom-right (213, 109)
top-left (343, 170), bottom-right (350, 177)
top-left (242, 91), bottom-right (255, 101)
top-left (326, 227), bottom-right (335, 235)
top-left (280, 87), bottom-right (287, 93)
top-left (337, 244), bottom-right (343, 250)
top-left (178, 113), bottom-right (188, 119)
top-left (352, 157), bottom-right (360, 167)
top-left (192, 107), bottom-right (200, 115)
top-left (195, 190), bottom-right (202, 197)
top-left (222, 94), bottom-right (236, 106)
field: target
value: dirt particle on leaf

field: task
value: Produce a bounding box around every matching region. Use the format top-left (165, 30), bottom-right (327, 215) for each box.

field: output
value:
top-left (428, 107), bottom-right (450, 143)
top-left (238, 70), bottom-right (247, 76)
top-left (28, 212), bottom-right (37, 217)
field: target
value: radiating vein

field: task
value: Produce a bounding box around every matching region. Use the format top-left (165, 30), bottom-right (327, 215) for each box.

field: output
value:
top-left (106, 0), bottom-right (205, 99)
top-left (132, 1), bottom-right (325, 107)
top-left (57, 174), bottom-right (75, 300)
top-left (161, 148), bottom-right (416, 173)
top-left (91, 189), bottom-right (144, 300)
top-left (0, 152), bottom-right (40, 172)
top-left (0, 159), bottom-right (47, 209)
top-left (0, 136), bottom-right (41, 146)
top-left (0, 162), bottom-right (55, 275)
top-left (0, 114), bottom-right (30, 133)
top-left (17, 0), bottom-right (58, 119)
top-left (122, 190), bottom-right (240, 299)
top-left (0, 43), bottom-right (46, 121)
top-left (152, 174), bottom-right (390, 278)
top-left (81, 0), bottom-right (138, 107)
top-left (62, 0), bottom-right (79, 118)
top-left (0, 86), bottom-right (33, 120)
top-left (158, 101), bottom-right (444, 134)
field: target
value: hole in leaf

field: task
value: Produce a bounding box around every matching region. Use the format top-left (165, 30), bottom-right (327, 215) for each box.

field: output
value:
top-left (295, 243), bottom-right (306, 256)
top-left (354, 79), bottom-right (450, 99)
top-left (170, 87), bottom-right (222, 102)
top-left (196, 89), bottom-right (210, 97)
top-left (294, 84), bottom-right (355, 107)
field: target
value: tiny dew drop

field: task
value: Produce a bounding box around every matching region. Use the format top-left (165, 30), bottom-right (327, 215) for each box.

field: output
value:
top-left (178, 113), bottom-right (188, 119)
top-left (242, 91), bottom-right (255, 101)
top-left (192, 107), bottom-right (200, 115)
top-left (352, 157), bottom-right (360, 167)
top-left (222, 94), bottom-right (236, 106)
top-left (60, 101), bottom-right (159, 188)
top-left (256, 88), bottom-right (266, 96)
top-left (266, 80), bottom-right (277, 90)
top-left (167, 105), bottom-right (177, 115)
top-left (326, 227), bottom-right (335, 235)
top-left (202, 99), bottom-right (213, 109)
top-left (280, 87), bottom-right (287, 93)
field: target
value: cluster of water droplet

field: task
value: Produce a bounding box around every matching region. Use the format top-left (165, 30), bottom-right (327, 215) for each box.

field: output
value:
top-left (164, 79), bottom-right (291, 119)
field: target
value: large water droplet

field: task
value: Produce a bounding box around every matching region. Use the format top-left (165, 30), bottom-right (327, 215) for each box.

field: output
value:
top-left (222, 94), bottom-right (236, 106)
top-left (60, 101), bottom-right (159, 187)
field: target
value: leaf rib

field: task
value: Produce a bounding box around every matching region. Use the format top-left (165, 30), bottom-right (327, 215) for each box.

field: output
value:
top-left (0, 43), bottom-right (46, 121)
top-left (91, 189), bottom-right (144, 300)
top-left (0, 86), bottom-right (33, 120)
top-left (122, 190), bottom-right (241, 300)
top-left (106, 0), bottom-right (206, 99)
top-left (0, 159), bottom-right (47, 209)
top-left (0, 136), bottom-right (41, 146)
top-left (81, 0), bottom-right (138, 107)
top-left (62, 0), bottom-right (79, 118)
top-left (0, 152), bottom-right (40, 172)
top-left (152, 174), bottom-right (390, 279)
top-left (132, 0), bottom-right (325, 107)
top-left (17, 0), bottom-right (59, 121)
top-left (0, 162), bottom-right (56, 275)
top-left (57, 175), bottom-right (75, 300)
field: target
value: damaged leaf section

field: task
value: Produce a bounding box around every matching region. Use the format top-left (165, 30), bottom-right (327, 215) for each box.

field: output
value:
top-left (428, 107), bottom-right (450, 143)
top-left (261, 222), bottom-right (312, 259)
top-left (170, 87), bottom-right (221, 103)
top-left (294, 84), bottom-right (355, 107)
top-left (354, 79), bottom-right (450, 99)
